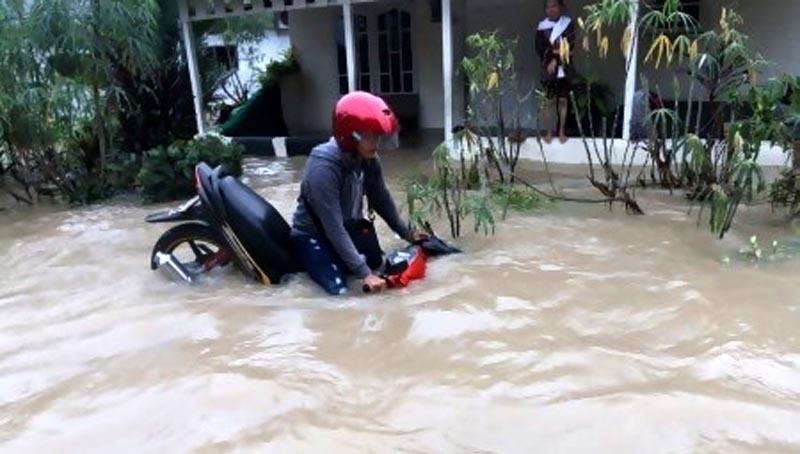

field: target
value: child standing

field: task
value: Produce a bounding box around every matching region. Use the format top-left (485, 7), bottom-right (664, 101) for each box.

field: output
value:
top-left (536, 0), bottom-right (576, 144)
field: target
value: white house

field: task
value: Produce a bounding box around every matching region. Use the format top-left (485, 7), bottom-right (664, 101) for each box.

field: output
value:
top-left (177, 0), bottom-right (800, 163)
top-left (203, 20), bottom-right (291, 106)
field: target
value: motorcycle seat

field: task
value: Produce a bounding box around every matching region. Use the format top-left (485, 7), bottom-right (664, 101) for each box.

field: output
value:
top-left (217, 175), bottom-right (300, 280)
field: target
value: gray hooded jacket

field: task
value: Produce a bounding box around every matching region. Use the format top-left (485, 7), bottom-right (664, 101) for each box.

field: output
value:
top-left (291, 138), bottom-right (412, 278)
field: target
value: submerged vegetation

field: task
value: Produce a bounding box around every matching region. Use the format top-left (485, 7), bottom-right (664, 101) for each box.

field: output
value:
top-left (406, 33), bottom-right (544, 238)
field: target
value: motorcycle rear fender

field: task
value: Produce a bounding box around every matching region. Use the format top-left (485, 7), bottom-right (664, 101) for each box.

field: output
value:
top-left (145, 196), bottom-right (204, 223)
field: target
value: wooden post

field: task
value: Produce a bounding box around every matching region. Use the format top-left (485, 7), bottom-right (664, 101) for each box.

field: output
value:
top-left (343, 0), bottom-right (357, 92)
top-left (442, 0), bottom-right (453, 145)
top-left (178, 0), bottom-right (206, 134)
top-left (622, 0), bottom-right (640, 141)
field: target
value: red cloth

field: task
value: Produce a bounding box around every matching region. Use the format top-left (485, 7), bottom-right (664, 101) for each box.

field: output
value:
top-left (386, 247), bottom-right (427, 288)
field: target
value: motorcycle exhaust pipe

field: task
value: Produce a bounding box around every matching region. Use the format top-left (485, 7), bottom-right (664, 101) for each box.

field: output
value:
top-left (154, 252), bottom-right (195, 284)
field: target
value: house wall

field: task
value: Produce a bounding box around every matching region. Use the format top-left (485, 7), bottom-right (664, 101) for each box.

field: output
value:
top-left (282, 7), bottom-right (340, 134)
top-left (205, 31), bottom-right (291, 102)
top-left (735, 0), bottom-right (800, 77)
top-left (283, 0), bottom-right (465, 134)
top-left (238, 31), bottom-right (292, 88)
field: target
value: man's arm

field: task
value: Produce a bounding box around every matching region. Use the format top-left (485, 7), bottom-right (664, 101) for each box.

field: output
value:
top-left (365, 158), bottom-right (412, 241)
top-left (306, 165), bottom-right (372, 278)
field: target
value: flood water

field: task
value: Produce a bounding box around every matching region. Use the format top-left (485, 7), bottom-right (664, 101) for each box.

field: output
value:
top-left (2, 150), bottom-right (800, 453)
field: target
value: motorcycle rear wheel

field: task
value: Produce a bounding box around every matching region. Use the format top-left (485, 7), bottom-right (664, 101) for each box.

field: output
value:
top-left (150, 223), bottom-right (231, 274)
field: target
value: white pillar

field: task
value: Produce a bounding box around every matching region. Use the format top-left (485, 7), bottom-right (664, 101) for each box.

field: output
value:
top-left (622, 0), bottom-right (640, 141)
top-left (343, 0), bottom-right (357, 92)
top-left (178, 0), bottom-right (206, 135)
top-left (442, 0), bottom-right (454, 145)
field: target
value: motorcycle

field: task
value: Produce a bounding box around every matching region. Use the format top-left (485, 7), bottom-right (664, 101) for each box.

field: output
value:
top-left (145, 163), bottom-right (459, 291)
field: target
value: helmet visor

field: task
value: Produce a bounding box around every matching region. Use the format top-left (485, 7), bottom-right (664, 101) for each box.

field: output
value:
top-left (353, 131), bottom-right (399, 150)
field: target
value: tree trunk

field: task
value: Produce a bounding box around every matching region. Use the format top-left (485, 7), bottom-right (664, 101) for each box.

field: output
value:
top-left (93, 84), bottom-right (107, 171)
top-left (91, 0), bottom-right (107, 171)
top-left (793, 140), bottom-right (800, 172)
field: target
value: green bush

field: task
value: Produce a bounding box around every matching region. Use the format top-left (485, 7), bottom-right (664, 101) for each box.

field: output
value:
top-left (258, 48), bottom-right (299, 87)
top-left (137, 133), bottom-right (243, 203)
top-left (491, 183), bottom-right (541, 212)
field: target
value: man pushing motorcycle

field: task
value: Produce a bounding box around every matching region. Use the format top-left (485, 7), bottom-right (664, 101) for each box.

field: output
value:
top-left (290, 91), bottom-right (427, 295)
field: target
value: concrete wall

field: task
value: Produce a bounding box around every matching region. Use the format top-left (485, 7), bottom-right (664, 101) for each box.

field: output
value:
top-left (736, 0), bottom-right (800, 77)
top-left (282, 7), bottom-right (340, 134)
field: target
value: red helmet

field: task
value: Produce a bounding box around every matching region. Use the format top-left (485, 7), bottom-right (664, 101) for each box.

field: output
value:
top-left (333, 91), bottom-right (399, 151)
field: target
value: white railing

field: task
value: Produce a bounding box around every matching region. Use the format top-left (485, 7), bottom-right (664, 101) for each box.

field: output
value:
top-left (184, 0), bottom-right (377, 21)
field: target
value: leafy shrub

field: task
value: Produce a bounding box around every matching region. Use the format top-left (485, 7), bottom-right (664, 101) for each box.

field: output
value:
top-left (258, 48), bottom-right (299, 87)
top-left (492, 183), bottom-right (542, 214)
top-left (137, 133), bottom-right (243, 203)
top-left (771, 168), bottom-right (800, 218)
top-left (571, 73), bottom-right (616, 122)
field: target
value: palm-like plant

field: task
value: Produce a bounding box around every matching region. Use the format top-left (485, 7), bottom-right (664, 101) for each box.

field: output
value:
top-left (29, 0), bottom-right (160, 169)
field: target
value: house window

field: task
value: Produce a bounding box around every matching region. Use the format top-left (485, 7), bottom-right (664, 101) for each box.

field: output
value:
top-left (204, 45), bottom-right (238, 71)
top-left (336, 14), bottom-right (371, 94)
top-left (378, 9), bottom-right (413, 94)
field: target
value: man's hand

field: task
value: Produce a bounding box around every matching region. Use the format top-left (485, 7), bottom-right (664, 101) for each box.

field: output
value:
top-left (363, 274), bottom-right (387, 293)
top-left (410, 229), bottom-right (430, 243)
top-left (547, 59), bottom-right (558, 75)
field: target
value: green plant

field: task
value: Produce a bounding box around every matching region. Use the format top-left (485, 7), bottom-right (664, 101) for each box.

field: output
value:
top-left (701, 78), bottom-right (791, 238)
top-left (0, 0), bottom-right (172, 204)
top-left (737, 235), bottom-right (786, 262)
top-left (404, 176), bottom-right (441, 230)
top-left (771, 169), bottom-right (800, 219)
top-left (136, 133), bottom-right (243, 203)
top-left (571, 73), bottom-right (616, 121)
top-left (258, 48), bottom-right (300, 87)
top-left (461, 32), bottom-right (531, 183)
top-left (491, 183), bottom-right (542, 220)
top-left (403, 128), bottom-right (501, 239)
top-left (465, 192), bottom-right (497, 236)
top-left (768, 76), bottom-right (800, 217)
top-left (31, 0), bottom-right (161, 170)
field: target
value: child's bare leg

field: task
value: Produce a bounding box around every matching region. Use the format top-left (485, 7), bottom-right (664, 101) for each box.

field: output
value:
top-left (558, 97), bottom-right (568, 144)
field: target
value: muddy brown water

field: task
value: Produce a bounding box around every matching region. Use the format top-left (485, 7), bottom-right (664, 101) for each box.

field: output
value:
top-left (1, 151), bottom-right (800, 453)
